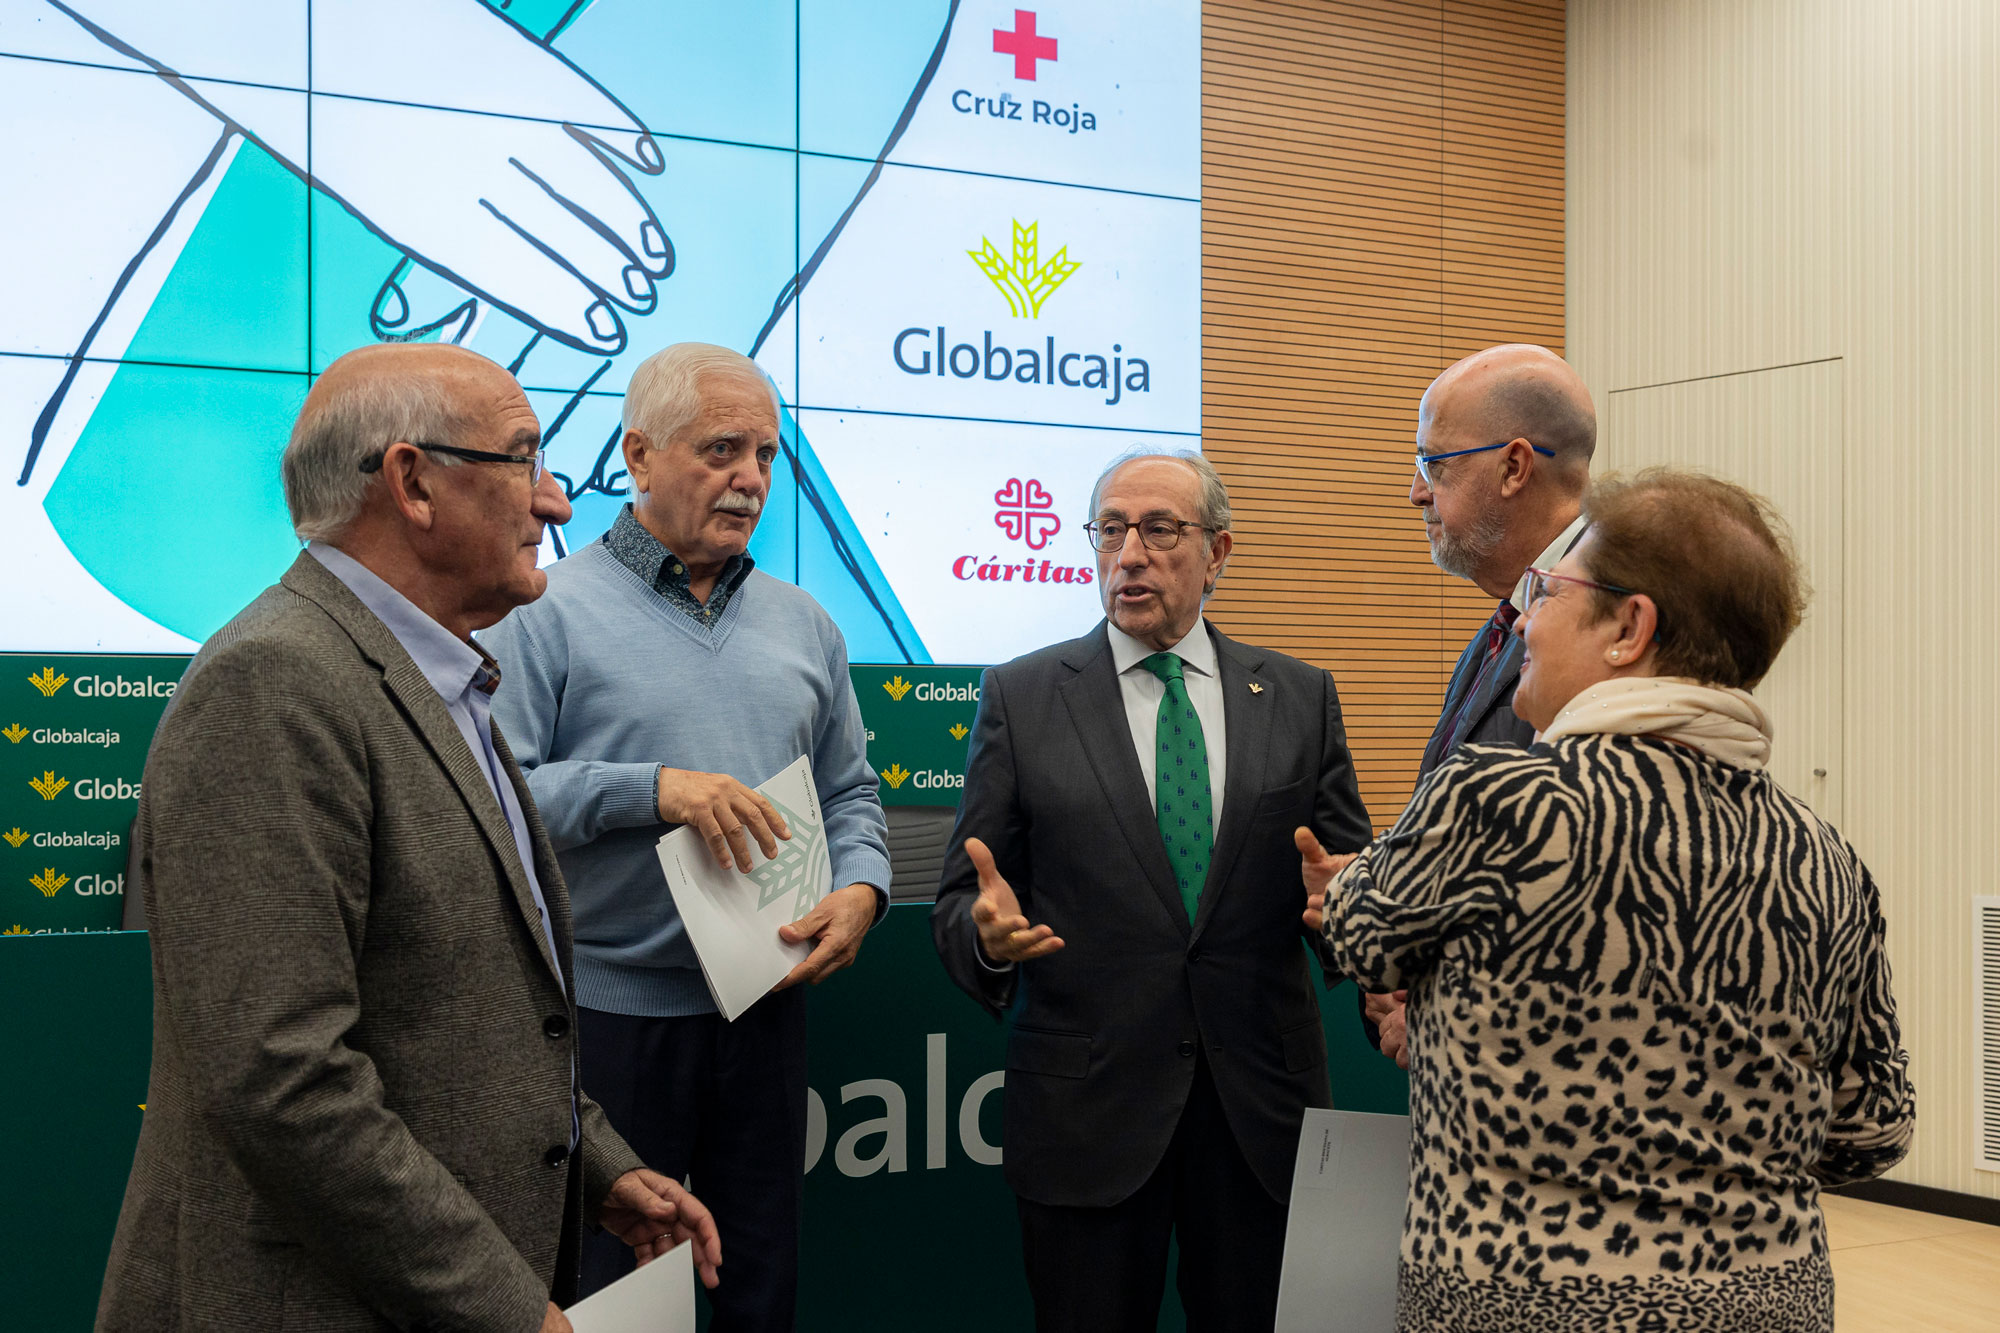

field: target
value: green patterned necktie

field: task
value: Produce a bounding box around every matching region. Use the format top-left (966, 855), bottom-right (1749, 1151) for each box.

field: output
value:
top-left (1142, 651), bottom-right (1213, 922)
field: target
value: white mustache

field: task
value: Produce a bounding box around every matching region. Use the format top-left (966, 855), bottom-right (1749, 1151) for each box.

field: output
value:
top-left (714, 492), bottom-right (763, 515)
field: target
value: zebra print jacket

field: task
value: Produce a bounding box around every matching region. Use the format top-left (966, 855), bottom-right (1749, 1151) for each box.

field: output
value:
top-left (1323, 733), bottom-right (1914, 1333)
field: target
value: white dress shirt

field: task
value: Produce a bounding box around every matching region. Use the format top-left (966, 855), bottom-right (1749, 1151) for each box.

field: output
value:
top-left (1107, 620), bottom-right (1228, 837)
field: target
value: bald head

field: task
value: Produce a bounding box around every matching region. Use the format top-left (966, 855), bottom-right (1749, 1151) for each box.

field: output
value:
top-left (283, 343), bottom-right (521, 543)
top-left (1420, 344), bottom-right (1595, 487)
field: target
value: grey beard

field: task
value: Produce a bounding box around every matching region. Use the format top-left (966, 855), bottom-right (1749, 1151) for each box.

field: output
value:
top-left (1428, 505), bottom-right (1506, 582)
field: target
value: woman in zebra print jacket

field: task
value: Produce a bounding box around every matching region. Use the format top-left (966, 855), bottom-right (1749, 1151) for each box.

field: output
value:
top-left (1306, 469), bottom-right (1913, 1333)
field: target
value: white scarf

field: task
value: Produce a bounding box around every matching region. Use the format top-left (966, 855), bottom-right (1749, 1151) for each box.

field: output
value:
top-left (1536, 676), bottom-right (1773, 770)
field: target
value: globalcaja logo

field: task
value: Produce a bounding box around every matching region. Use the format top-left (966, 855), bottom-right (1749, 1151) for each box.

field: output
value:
top-left (893, 221), bottom-right (1151, 407)
top-left (994, 478), bottom-right (1061, 550)
top-left (882, 675), bottom-right (915, 702)
top-left (2, 724), bottom-right (25, 743)
top-left (949, 724), bottom-right (970, 740)
top-left (748, 791), bottom-right (827, 918)
top-left (29, 771), bottom-right (68, 801)
top-left (2, 924), bottom-right (25, 935)
top-left (3, 828), bottom-right (26, 849)
top-left (30, 868), bottom-right (68, 898)
top-left (880, 763), bottom-right (912, 789)
top-left (970, 220), bottom-right (1078, 319)
top-left (27, 668), bottom-right (68, 698)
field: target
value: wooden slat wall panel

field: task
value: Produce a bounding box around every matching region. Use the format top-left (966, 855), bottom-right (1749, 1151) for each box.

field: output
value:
top-left (1200, 0), bottom-right (1566, 826)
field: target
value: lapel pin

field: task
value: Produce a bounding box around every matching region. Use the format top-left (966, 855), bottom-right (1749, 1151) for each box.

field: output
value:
top-left (1248, 682), bottom-right (1265, 694)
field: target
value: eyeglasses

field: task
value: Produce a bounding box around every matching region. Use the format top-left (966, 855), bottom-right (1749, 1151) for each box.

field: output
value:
top-left (1523, 565), bottom-right (1639, 608)
top-left (1414, 440), bottom-right (1556, 490)
top-left (359, 442), bottom-right (547, 485)
top-left (1081, 516), bottom-right (1213, 553)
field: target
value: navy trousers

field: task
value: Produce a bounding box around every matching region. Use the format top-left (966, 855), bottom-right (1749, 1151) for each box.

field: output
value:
top-left (1014, 1054), bottom-right (1290, 1332)
top-left (577, 989), bottom-right (808, 1332)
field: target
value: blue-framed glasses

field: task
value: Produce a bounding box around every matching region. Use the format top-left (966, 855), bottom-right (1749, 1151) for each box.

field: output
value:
top-left (1414, 440), bottom-right (1556, 489)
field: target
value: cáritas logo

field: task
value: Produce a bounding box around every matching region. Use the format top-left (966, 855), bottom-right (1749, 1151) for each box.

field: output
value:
top-left (969, 220), bottom-right (1078, 319)
top-left (880, 763), bottom-right (912, 789)
top-left (882, 676), bottom-right (915, 702)
top-left (30, 868), bottom-right (68, 898)
top-left (27, 668), bottom-right (68, 698)
top-left (29, 772), bottom-right (68, 801)
top-left (994, 478), bottom-right (1061, 550)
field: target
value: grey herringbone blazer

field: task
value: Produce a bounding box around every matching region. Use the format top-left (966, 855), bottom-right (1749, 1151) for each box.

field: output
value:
top-left (97, 553), bottom-right (642, 1332)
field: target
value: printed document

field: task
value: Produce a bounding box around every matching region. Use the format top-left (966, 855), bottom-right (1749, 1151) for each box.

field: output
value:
top-left (1274, 1108), bottom-right (1412, 1333)
top-left (656, 754), bottom-right (832, 1021)
top-left (565, 1241), bottom-right (694, 1333)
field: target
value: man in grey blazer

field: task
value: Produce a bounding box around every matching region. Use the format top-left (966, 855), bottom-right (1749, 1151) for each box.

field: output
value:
top-left (932, 451), bottom-right (1370, 1332)
top-left (97, 343), bottom-right (721, 1333)
top-left (1365, 343), bottom-right (1595, 1064)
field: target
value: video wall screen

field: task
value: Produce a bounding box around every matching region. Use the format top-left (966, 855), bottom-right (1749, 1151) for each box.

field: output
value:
top-left (0, 0), bottom-right (1198, 664)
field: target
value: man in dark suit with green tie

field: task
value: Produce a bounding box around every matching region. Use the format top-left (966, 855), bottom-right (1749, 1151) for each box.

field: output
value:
top-left (932, 450), bottom-right (1371, 1332)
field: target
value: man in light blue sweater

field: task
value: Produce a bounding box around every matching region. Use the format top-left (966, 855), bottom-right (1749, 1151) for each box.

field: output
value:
top-left (482, 343), bottom-right (889, 1331)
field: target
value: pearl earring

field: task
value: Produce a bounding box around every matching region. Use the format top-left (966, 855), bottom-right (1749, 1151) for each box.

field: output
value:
top-left (1610, 651), bottom-right (1620, 661)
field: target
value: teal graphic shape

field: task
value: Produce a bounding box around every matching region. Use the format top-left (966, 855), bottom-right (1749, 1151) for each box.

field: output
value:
top-left (121, 139), bottom-right (307, 374)
top-left (43, 363), bottom-right (307, 641)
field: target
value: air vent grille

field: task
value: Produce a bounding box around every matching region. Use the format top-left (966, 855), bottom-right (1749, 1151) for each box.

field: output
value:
top-left (1977, 897), bottom-right (2000, 1172)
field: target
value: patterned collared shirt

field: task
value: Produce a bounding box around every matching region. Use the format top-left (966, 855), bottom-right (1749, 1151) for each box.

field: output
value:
top-left (603, 503), bottom-right (755, 630)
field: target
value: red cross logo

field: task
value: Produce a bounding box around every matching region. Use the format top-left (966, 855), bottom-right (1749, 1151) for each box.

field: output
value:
top-left (993, 9), bottom-right (1058, 81)
top-left (994, 478), bottom-right (1062, 550)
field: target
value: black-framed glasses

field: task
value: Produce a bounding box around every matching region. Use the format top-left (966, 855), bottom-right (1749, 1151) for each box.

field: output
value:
top-left (1082, 516), bottom-right (1213, 552)
top-left (360, 442), bottom-right (546, 485)
top-left (1414, 440), bottom-right (1556, 489)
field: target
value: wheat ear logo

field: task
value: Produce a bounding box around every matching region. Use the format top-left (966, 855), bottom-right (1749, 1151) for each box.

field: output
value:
top-left (745, 791), bottom-right (829, 917)
top-left (2, 828), bottom-right (26, 849)
top-left (30, 868), bottom-right (68, 898)
top-left (29, 772), bottom-right (68, 801)
top-left (949, 724), bottom-right (969, 740)
top-left (2, 724), bottom-right (25, 743)
top-left (880, 763), bottom-right (911, 789)
top-left (28, 668), bottom-right (68, 698)
top-left (3, 925), bottom-right (27, 936)
top-left (969, 220), bottom-right (1080, 318)
top-left (882, 676), bottom-right (914, 702)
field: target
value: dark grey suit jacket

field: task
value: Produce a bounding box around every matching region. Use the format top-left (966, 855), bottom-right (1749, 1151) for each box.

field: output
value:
top-left (97, 553), bottom-right (642, 1333)
top-left (932, 622), bottom-right (1371, 1208)
top-left (1419, 609), bottom-right (1535, 780)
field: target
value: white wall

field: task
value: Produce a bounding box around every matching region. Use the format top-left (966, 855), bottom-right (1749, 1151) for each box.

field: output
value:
top-left (1570, 0), bottom-right (1999, 1197)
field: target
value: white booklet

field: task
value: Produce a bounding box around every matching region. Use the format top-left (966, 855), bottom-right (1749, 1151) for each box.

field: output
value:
top-left (565, 1241), bottom-right (694, 1333)
top-left (1274, 1108), bottom-right (1412, 1333)
top-left (655, 754), bottom-right (832, 1021)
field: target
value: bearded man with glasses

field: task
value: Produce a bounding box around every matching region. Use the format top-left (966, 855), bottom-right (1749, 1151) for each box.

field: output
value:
top-left (1355, 344), bottom-right (1601, 1070)
top-left (932, 448), bottom-right (1371, 1332)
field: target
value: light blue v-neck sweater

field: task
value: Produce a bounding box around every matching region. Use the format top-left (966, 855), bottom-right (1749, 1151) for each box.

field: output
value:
top-left (481, 540), bottom-right (890, 1017)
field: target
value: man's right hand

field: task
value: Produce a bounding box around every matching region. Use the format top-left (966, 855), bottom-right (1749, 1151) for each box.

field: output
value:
top-left (1364, 990), bottom-right (1411, 1069)
top-left (540, 1301), bottom-right (573, 1333)
top-left (966, 838), bottom-right (1064, 965)
top-left (657, 769), bottom-right (790, 873)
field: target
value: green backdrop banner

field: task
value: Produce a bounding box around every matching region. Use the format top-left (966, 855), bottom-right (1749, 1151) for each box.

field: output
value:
top-left (5, 918), bottom-right (1406, 1330)
top-left (0, 655), bottom-right (188, 936)
top-left (3, 657), bottom-right (1409, 1329)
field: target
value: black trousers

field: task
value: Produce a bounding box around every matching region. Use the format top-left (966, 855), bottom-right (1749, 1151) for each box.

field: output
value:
top-left (1015, 1055), bottom-right (1290, 1333)
top-left (577, 989), bottom-right (808, 1332)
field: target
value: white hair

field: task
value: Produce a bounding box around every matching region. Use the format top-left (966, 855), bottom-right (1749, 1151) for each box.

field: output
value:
top-left (1088, 448), bottom-right (1233, 533)
top-left (281, 361), bottom-right (473, 543)
top-left (622, 342), bottom-right (782, 446)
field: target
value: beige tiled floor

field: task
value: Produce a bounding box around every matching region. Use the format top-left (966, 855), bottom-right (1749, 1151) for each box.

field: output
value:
top-left (1824, 1195), bottom-right (2000, 1331)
